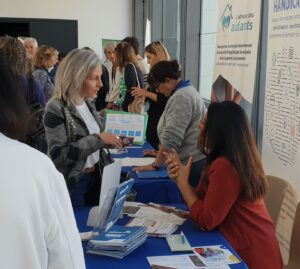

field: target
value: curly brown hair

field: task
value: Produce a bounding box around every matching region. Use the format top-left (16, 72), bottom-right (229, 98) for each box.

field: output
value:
top-left (33, 45), bottom-right (58, 69)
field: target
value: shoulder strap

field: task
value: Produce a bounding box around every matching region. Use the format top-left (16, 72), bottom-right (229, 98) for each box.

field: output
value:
top-left (129, 62), bottom-right (141, 88)
top-left (60, 101), bottom-right (77, 143)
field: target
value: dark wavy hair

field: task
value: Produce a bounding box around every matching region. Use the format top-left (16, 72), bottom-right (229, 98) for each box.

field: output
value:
top-left (122, 36), bottom-right (139, 55)
top-left (147, 60), bottom-right (181, 88)
top-left (199, 101), bottom-right (267, 201)
top-left (0, 50), bottom-right (30, 140)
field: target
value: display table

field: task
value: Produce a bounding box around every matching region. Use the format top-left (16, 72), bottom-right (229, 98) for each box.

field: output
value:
top-left (74, 206), bottom-right (249, 269)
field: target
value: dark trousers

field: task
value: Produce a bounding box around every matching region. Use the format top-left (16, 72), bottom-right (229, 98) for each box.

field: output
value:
top-left (70, 167), bottom-right (100, 207)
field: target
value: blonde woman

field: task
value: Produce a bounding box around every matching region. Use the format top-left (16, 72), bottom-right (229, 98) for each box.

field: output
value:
top-left (44, 49), bottom-right (122, 207)
top-left (132, 41), bottom-right (171, 150)
top-left (32, 45), bottom-right (58, 101)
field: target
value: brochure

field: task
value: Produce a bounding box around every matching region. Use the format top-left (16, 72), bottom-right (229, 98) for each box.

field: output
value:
top-left (87, 225), bottom-right (147, 259)
top-left (94, 178), bottom-right (134, 234)
top-left (104, 109), bottom-right (148, 144)
top-left (147, 254), bottom-right (231, 269)
top-left (123, 202), bottom-right (188, 225)
top-left (166, 232), bottom-right (193, 252)
top-left (193, 245), bottom-right (240, 266)
top-left (126, 218), bottom-right (178, 237)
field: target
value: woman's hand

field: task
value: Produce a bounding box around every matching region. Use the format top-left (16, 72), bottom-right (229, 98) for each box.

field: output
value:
top-left (98, 132), bottom-right (122, 148)
top-left (143, 149), bottom-right (158, 157)
top-left (133, 164), bottom-right (156, 172)
top-left (131, 87), bottom-right (149, 98)
top-left (163, 149), bottom-right (192, 186)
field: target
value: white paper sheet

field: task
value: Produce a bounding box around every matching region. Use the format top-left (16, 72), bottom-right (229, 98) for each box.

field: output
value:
top-left (114, 157), bottom-right (155, 167)
top-left (147, 254), bottom-right (231, 269)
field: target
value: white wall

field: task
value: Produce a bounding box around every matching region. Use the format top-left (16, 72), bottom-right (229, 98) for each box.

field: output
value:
top-left (0, 0), bottom-right (132, 57)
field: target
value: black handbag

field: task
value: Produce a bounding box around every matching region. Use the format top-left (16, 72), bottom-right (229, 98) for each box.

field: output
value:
top-left (98, 148), bottom-right (114, 179)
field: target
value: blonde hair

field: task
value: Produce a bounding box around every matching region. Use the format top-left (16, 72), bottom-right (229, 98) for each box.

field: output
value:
top-left (54, 48), bottom-right (101, 106)
top-left (145, 41), bottom-right (171, 62)
top-left (33, 45), bottom-right (58, 69)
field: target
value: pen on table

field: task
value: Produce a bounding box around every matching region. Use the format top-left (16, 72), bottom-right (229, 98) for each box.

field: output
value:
top-left (180, 231), bottom-right (186, 244)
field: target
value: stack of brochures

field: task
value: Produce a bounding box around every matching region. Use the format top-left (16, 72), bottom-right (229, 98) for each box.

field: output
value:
top-left (84, 179), bottom-right (148, 258)
top-left (123, 202), bottom-right (188, 237)
top-left (86, 225), bottom-right (147, 259)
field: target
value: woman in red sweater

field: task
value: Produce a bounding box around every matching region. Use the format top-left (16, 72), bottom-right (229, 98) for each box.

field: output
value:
top-left (164, 101), bottom-right (283, 269)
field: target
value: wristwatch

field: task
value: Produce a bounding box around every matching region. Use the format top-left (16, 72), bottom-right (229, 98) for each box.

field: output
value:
top-left (151, 161), bottom-right (159, 169)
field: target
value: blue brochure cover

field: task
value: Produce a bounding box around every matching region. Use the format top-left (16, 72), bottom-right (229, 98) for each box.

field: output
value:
top-left (136, 167), bottom-right (169, 179)
top-left (95, 178), bottom-right (134, 234)
top-left (89, 225), bottom-right (146, 247)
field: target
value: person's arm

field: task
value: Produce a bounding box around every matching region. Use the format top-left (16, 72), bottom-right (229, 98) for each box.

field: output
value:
top-left (133, 144), bottom-right (169, 172)
top-left (31, 77), bottom-right (46, 107)
top-left (131, 86), bottom-right (157, 101)
top-left (189, 158), bottom-right (240, 230)
top-left (44, 101), bottom-right (106, 166)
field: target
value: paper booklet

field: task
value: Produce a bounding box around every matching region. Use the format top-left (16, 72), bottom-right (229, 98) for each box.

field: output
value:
top-left (104, 109), bottom-right (148, 145)
top-left (126, 218), bottom-right (178, 237)
top-left (166, 232), bottom-right (193, 252)
top-left (85, 179), bottom-right (148, 259)
top-left (147, 254), bottom-right (231, 269)
top-left (192, 245), bottom-right (240, 266)
top-left (122, 202), bottom-right (188, 237)
top-left (87, 225), bottom-right (147, 259)
top-left (123, 202), bottom-right (188, 225)
top-left (136, 167), bottom-right (169, 179)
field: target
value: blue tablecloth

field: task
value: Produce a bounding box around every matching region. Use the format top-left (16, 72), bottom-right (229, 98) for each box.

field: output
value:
top-left (113, 143), bottom-right (183, 204)
top-left (75, 206), bottom-right (248, 269)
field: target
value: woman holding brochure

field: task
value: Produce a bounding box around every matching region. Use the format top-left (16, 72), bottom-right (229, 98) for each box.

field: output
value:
top-left (164, 101), bottom-right (283, 269)
top-left (134, 60), bottom-right (206, 187)
top-left (44, 49), bottom-right (122, 207)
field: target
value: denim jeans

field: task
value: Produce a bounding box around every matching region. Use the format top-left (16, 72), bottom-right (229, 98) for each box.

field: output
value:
top-left (70, 171), bottom-right (99, 207)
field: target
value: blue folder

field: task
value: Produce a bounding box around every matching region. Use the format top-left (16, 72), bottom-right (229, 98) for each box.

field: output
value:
top-left (136, 167), bottom-right (169, 179)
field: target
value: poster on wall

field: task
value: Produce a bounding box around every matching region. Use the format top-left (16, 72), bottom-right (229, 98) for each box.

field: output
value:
top-left (212, 0), bottom-right (261, 119)
top-left (261, 2), bottom-right (300, 263)
top-left (262, 1), bottom-right (300, 197)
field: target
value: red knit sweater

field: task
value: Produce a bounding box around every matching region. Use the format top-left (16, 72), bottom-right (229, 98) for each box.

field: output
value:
top-left (190, 157), bottom-right (283, 269)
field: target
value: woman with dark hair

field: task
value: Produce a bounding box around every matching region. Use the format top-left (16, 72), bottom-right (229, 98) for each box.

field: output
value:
top-left (0, 51), bottom-right (85, 268)
top-left (164, 101), bottom-right (283, 269)
top-left (134, 60), bottom-right (206, 187)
